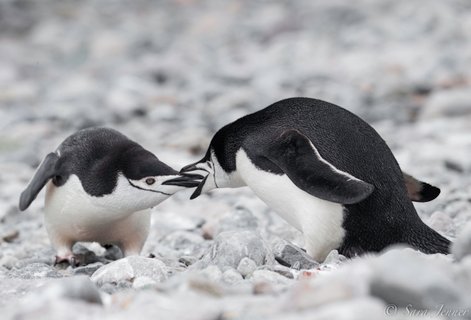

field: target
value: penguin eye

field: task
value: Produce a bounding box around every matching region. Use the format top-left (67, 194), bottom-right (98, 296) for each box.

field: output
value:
top-left (145, 178), bottom-right (156, 185)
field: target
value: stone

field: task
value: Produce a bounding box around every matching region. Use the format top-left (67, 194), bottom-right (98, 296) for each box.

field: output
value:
top-left (369, 248), bottom-right (461, 309)
top-left (323, 250), bottom-right (346, 265)
top-left (73, 262), bottom-right (104, 276)
top-left (452, 222), bottom-right (471, 261)
top-left (251, 270), bottom-right (292, 286)
top-left (7, 263), bottom-right (62, 279)
top-left (261, 265), bottom-right (294, 279)
top-left (222, 268), bottom-right (243, 284)
top-left (214, 206), bottom-right (259, 235)
top-left (133, 276), bottom-right (158, 289)
top-left (421, 88), bottom-right (471, 120)
top-left (40, 276), bottom-right (102, 304)
top-left (2, 229), bottom-right (19, 243)
top-left (237, 257), bottom-right (257, 278)
top-left (159, 230), bottom-right (207, 257)
top-left (274, 244), bottom-right (319, 270)
top-left (197, 265), bottom-right (223, 282)
top-left (198, 230), bottom-right (272, 270)
top-left (91, 256), bottom-right (168, 286)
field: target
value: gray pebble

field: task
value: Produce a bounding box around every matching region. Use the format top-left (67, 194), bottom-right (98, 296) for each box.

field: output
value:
top-left (200, 230), bottom-right (272, 271)
top-left (274, 244), bottom-right (319, 270)
top-left (8, 263), bottom-right (62, 279)
top-left (370, 248), bottom-right (461, 309)
top-left (91, 256), bottom-right (168, 286)
top-left (452, 222), bottom-right (471, 261)
top-left (73, 262), bottom-right (105, 276)
top-left (237, 257), bottom-right (257, 277)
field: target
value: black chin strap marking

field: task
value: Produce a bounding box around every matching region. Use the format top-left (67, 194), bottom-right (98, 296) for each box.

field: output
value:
top-left (127, 179), bottom-right (172, 196)
top-left (211, 160), bottom-right (219, 188)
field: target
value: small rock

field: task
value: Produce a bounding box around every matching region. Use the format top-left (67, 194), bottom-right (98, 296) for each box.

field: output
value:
top-left (159, 231), bottom-right (206, 257)
top-left (421, 88), bottom-right (471, 120)
top-left (179, 255), bottom-right (198, 267)
top-left (370, 248), bottom-right (461, 309)
top-left (104, 244), bottom-right (124, 261)
top-left (251, 270), bottom-right (291, 285)
top-left (199, 230), bottom-right (272, 270)
top-left (91, 256), bottom-right (168, 286)
top-left (198, 265), bottom-right (223, 282)
top-left (452, 222), bottom-right (471, 261)
top-left (237, 257), bottom-right (257, 277)
top-left (8, 263), bottom-right (62, 279)
top-left (222, 268), bottom-right (243, 284)
top-left (73, 262), bottom-right (104, 276)
top-left (41, 276), bottom-right (102, 304)
top-left (323, 250), bottom-right (347, 265)
top-left (274, 244), bottom-right (319, 270)
top-left (133, 276), bottom-right (158, 289)
top-left (214, 206), bottom-right (259, 235)
top-left (2, 229), bottom-right (19, 243)
top-left (261, 265), bottom-right (294, 279)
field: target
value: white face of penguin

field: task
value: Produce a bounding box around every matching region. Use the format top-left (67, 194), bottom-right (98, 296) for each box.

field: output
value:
top-left (94, 173), bottom-right (202, 213)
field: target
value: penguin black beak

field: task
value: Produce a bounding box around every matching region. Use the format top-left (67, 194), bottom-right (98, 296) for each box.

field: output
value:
top-left (190, 176), bottom-right (208, 199)
top-left (180, 163), bottom-right (207, 174)
top-left (162, 174), bottom-right (203, 188)
top-left (180, 160), bottom-right (211, 199)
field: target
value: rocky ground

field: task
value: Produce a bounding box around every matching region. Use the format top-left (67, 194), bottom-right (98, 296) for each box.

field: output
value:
top-left (1, 0), bottom-right (471, 319)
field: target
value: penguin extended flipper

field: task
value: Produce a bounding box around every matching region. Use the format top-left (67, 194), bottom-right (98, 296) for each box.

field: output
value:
top-left (403, 172), bottom-right (440, 202)
top-left (19, 152), bottom-right (60, 211)
top-left (266, 130), bottom-right (374, 205)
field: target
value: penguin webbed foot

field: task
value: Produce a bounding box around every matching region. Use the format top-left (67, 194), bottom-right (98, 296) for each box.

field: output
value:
top-left (54, 254), bottom-right (79, 267)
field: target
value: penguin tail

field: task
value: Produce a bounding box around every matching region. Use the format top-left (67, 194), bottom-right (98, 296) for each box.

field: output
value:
top-left (406, 223), bottom-right (451, 255)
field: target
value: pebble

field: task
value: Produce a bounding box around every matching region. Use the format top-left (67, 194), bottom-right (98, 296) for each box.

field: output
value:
top-left (7, 263), bottom-right (62, 279)
top-left (91, 256), bottom-right (168, 286)
top-left (274, 244), bottom-right (319, 270)
top-left (132, 276), bottom-right (158, 290)
top-left (73, 262), bottom-right (105, 276)
top-left (41, 276), bottom-right (103, 304)
top-left (199, 230), bottom-right (272, 271)
top-left (237, 257), bottom-right (258, 278)
top-left (369, 248), bottom-right (461, 309)
top-left (452, 222), bottom-right (471, 261)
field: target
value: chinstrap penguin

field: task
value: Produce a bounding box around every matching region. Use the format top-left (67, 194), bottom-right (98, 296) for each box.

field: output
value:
top-left (19, 127), bottom-right (201, 266)
top-left (181, 97), bottom-right (450, 261)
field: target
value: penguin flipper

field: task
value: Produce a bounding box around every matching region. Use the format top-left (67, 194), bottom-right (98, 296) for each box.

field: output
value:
top-left (266, 130), bottom-right (374, 205)
top-left (19, 152), bottom-right (60, 211)
top-left (403, 172), bottom-right (440, 202)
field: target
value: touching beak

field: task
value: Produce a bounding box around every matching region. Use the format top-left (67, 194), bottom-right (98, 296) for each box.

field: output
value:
top-left (180, 161), bottom-right (211, 199)
top-left (161, 174), bottom-right (203, 188)
top-left (180, 162), bottom-right (207, 174)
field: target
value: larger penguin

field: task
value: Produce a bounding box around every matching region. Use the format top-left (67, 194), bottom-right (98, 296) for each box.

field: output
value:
top-left (181, 97), bottom-right (450, 261)
top-left (19, 127), bottom-right (201, 265)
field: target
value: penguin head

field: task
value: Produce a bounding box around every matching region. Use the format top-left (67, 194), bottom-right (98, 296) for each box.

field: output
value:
top-left (19, 127), bottom-right (203, 212)
top-left (121, 148), bottom-right (203, 202)
top-left (179, 148), bottom-right (232, 199)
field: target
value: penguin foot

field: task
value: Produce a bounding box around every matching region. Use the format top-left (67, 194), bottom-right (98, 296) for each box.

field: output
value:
top-left (54, 254), bottom-right (79, 267)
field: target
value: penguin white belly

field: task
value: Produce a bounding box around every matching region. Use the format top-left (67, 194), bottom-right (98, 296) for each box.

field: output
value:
top-left (44, 175), bottom-right (150, 255)
top-left (236, 150), bottom-right (345, 261)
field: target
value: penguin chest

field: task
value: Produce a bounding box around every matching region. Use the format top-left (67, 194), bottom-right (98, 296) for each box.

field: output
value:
top-left (44, 175), bottom-right (150, 243)
top-left (236, 150), bottom-right (346, 260)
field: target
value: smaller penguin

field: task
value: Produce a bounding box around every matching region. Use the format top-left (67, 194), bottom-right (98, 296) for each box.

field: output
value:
top-left (181, 97), bottom-right (450, 261)
top-left (19, 127), bottom-right (201, 266)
